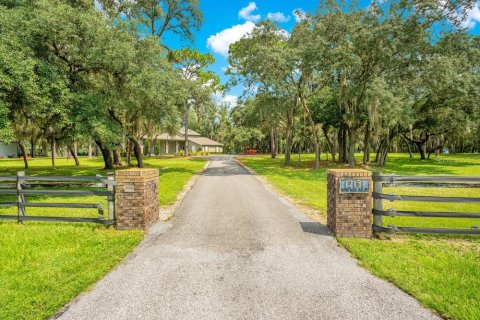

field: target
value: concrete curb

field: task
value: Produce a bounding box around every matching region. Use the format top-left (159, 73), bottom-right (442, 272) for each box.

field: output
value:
top-left (158, 158), bottom-right (211, 221)
top-left (235, 157), bottom-right (326, 224)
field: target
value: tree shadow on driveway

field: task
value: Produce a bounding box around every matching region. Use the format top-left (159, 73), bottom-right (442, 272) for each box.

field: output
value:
top-left (204, 162), bottom-right (251, 177)
top-left (299, 221), bottom-right (333, 236)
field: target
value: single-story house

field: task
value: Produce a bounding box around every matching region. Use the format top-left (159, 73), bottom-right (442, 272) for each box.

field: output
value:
top-left (0, 142), bottom-right (18, 158)
top-left (150, 129), bottom-right (224, 154)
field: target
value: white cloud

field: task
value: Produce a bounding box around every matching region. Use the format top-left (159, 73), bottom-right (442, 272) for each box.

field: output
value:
top-left (214, 93), bottom-right (238, 107)
top-left (221, 95), bottom-right (238, 106)
top-left (206, 21), bottom-right (256, 57)
top-left (267, 12), bottom-right (291, 23)
top-left (292, 8), bottom-right (307, 23)
top-left (462, 2), bottom-right (480, 29)
top-left (276, 29), bottom-right (290, 38)
top-left (239, 2), bottom-right (261, 22)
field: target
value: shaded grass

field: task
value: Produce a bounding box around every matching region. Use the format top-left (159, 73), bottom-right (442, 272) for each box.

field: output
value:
top-left (0, 156), bottom-right (207, 210)
top-left (0, 156), bottom-right (206, 320)
top-left (239, 153), bottom-right (480, 320)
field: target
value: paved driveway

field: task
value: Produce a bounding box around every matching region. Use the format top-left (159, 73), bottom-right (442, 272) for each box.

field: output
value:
top-left (55, 156), bottom-right (438, 320)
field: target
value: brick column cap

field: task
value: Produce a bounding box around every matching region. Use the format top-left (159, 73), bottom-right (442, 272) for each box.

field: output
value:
top-left (115, 168), bottom-right (159, 177)
top-left (327, 169), bottom-right (372, 177)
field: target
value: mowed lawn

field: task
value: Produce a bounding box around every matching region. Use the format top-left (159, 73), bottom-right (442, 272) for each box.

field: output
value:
top-left (0, 156), bottom-right (206, 320)
top-left (239, 153), bottom-right (480, 320)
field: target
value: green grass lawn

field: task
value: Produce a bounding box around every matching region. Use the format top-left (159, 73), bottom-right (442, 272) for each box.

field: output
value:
top-left (0, 156), bottom-right (207, 208)
top-left (239, 153), bottom-right (480, 320)
top-left (0, 156), bottom-right (206, 320)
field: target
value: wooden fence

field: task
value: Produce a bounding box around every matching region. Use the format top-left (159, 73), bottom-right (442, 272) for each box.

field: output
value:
top-left (0, 171), bottom-right (115, 225)
top-left (372, 174), bottom-right (480, 235)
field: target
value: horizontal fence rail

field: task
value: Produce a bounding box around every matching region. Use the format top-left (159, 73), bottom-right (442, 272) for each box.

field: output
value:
top-left (373, 175), bottom-right (480, 184)
top-left (373, 225), bottom-right (479, 235)
top-left (372, 173), bottom-right (480, 235)
top-left (373, 208), bottom-right (480, 218)
top-left (0, 172), bottom-right (116, 225)
top-left (0, 189), bottom-right (113, 196)
top-left (373, 193), bottom-right (480, 203)
top-left (0, 215), bottom-right (114, 224)
top-left (0, 175), bottom-right (116, 185)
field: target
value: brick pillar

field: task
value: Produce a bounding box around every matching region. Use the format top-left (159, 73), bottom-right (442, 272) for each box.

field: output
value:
top-left (115, 168), bottom-right (159, 230)
top-left (327, 169), bottom-right (372, 238)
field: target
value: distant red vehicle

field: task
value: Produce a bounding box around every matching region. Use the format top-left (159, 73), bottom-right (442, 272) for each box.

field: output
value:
top-left (239, 149), bottom-right (258, 155)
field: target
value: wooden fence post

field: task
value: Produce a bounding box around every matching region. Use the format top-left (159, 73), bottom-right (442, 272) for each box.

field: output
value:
top-left (17, 171), bottom-right (26, 223)
top-left (107, 172), bottom-right (115, 221)
top-left (373, 173), bottom-right (383, 228)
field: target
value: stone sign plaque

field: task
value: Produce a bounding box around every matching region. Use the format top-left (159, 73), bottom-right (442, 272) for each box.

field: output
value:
top-left (124, 184), bottom-right (135, 193)
top-left (339, 178), bottom-right (370, 194)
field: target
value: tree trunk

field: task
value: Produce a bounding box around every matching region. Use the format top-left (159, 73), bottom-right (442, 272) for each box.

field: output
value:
top-left (270, 127), bottom-right (277, 159)
top-left (435, 136), bottom-right (441, 157)
top-left (274, 129), bottom-right (279, 157)
top-left (362, 124), bottom-right (371, 165)
top-left (126, 140), bottom-right (132, 166)
top-left (88, 137), bottom-right (92, 159)
top-left (416, 142), bottom-right (427, 160)
top-left (332, 130), bottom-right (338, 162)
top-left (338, 128), bottom-right (348, 163)
top-left (74, 142), bottom-right (78, 159)
top-left (150, 138), bottom-right (156, 156)
top-left (129, 137), bottom-right (144, 168)
top-left (42, 140), bottom-right (48, 157)
top-left (322, 126), bottom-right (337, 163)
top-left (338, 129), bottom-right (344, 163)
top-left (94, 139), bottom-right (113, 169)
top-left (30, 138), bottom-right (35, 158)
top-left (379, 144), bottom-right (389, 166)
top-left (312, 124), bottom-right (322, 170)
top-left (67, 144), bottom-right (80, 166)
top-left (184, 110), bottom-right (189, 157)
top-left (314, 145), bottom-right (321, 170)
top-left (348, 127), bottom-right (356, 168)
top-left (284, 135), bottom-right (293, 166)
top-left (284, 119), bottom-right (294, 166)
top-left (18, 141), bottom-right (29, 169)
top-left (51, 138), bottom-right (56, 169)
top-left (113, 147), bottom-right (122, 166)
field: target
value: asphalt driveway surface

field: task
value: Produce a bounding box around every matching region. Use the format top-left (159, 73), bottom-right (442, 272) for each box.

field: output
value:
top-left (55, 156), bottom-right (438, 320)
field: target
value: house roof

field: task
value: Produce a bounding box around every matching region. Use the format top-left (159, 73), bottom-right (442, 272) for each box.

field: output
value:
top-left (189, 136), bottom-right (224, 147)
top-left (150, 129), bottom-right (223, 147)
top-left (178, 128), bottom-right (201, 136)
top-left (155, 133), bottom-right (184, 141)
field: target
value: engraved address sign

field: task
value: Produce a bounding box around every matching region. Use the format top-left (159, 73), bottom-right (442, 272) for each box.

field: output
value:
top-left (339, 178), bottom-right (370, 194)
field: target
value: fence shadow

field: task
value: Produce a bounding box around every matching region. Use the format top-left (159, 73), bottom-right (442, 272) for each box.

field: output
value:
top-left (299, 221), bottom-right (333, 236)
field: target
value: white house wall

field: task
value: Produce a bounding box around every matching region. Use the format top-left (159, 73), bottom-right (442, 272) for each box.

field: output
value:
top-left (0, 142), bottom-right (18, 158)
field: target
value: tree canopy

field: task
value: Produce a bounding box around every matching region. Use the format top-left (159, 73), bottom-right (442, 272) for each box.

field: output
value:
top-left (0, 0), bottom-right (215, 169)
top-left (227, 0), bottom-right (480, 167)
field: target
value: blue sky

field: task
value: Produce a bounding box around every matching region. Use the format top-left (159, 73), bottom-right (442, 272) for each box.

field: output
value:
top-left (163, 0), bottom-right (480, 106)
